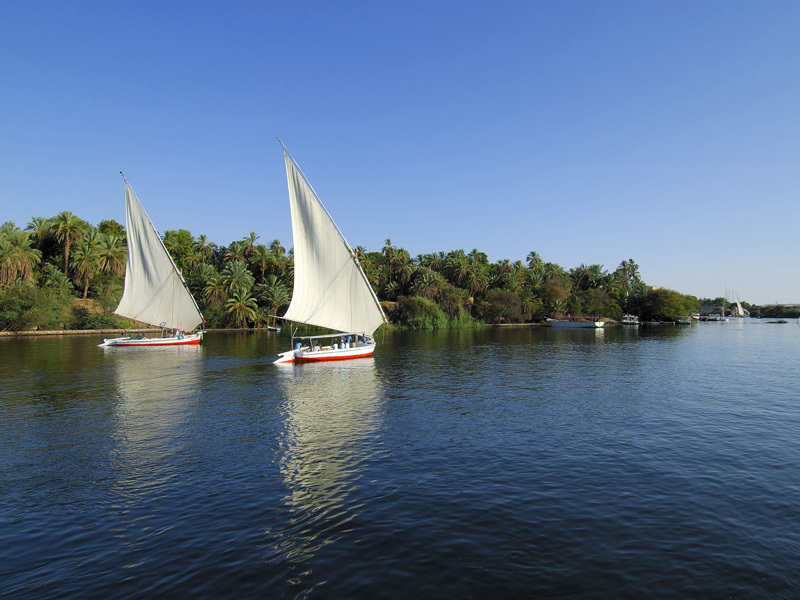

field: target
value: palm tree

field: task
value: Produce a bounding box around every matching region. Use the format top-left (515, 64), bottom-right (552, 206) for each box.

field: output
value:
top-left (393, 249), bottom-right (414, 290)
top-left (382, 238), bottom-right (395, 262)
top-left (203, 272), bottom-right (227, 306)
top-left (184, 248), bottom-right (204, 272)
top-left (0, 230), bottom-right (42, 288)
top-left (224, 240), bottom-right (247, 263)
top-left (519, 289), bottom-right (542, 321)
top-left (71, 241), bottom-right (100, 298)
top-left (466, 263), bottom-right (489, 296)
top-left (570, 264), bottom-right (589, 293)
top-left (242, 232), bottom-right (259, 257)
top-left (0, 238), bottom-right (16, 288)
top-left (50, 211), bottom-right (84, 274)
top-left (42, 263), bottom-right (74, 297)
top-left (500, 262), bottom-right (524, 293)
top-left (25, 217), bottom-right (51, 248)
top-left (98, 234), bottom-right (127, 277)
top-left (226, 288), bottom-right (258, 328)
top-left (195, 234), bottom-right (215, 264)
top-left (1, 221), bottom-right (20, 237)
top-left (83, 226), bottom-right (103, 249)
top-left (221, 260), bottom-right (255, 295)
top-left (410, 268), bottom-right (444, 300)
top-left (253, 306), bottom-right (272, 328)
top-left (269, 239), bottom-right (285, 255)
top-left (526, 270), bottom-right (544, 290)
top-left (526, 251), bottom-right (543, 274)
top-left (249, 244), bottom-right (271, 282)
top-left (445, 255), bottom-right (470, 286)
top-left (627, 281), bottom-right (650, 315)
top-left (384, 280), bottom-right (400, 301)
top-left (256, 275), bottom-right (290, 326)
top-left (544, 262), bottom-right (567, 282)
top-left (468, 248), bottom-right (488, 265)
top-left (162, 230), bottom-right (182, 263)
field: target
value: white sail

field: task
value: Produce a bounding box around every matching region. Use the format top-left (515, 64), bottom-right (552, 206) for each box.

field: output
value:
top-left (114, 180), bottom-right (204, 331)
top-left (281, 150), bottom-right (386, 336)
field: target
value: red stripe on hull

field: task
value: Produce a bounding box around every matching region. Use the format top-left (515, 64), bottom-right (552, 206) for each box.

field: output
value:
top-left (112, 339), bottom-right (201, 347)
top-left (294, 350), bottom-right (375, 363)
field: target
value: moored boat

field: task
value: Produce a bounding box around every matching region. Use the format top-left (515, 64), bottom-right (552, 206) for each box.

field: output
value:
top-left (546, 317), bottom-right (605, 329)
top-left (621, 314), bottom-right (640, 325)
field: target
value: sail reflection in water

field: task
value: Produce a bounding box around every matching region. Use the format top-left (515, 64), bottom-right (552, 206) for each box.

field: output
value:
top-left (105, 345), bottom-right (203, 497)
top-left (268, 359), bottom-right (383, 573)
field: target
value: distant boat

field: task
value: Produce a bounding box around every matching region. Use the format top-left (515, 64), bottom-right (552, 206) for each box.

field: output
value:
top-left (731, 295), bottom-right (749, 318)
top-left (621, 314), bottom-right (640, 325)
top-left (100, 175), bottom-right (205, 347)
top-left (676, 316), bottom-right (692, 324)
top-left (547, 317), bottom-right (604, 329)
top-left (273, 140), bottom-right (387, 364)
top-left (700, 313), bottom-right (728, 322)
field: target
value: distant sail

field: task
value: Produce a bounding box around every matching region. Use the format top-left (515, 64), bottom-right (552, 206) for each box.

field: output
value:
top-left (114, 181), bottom-right (203, 331)
top-left (281, 151), bottom-right (385, 336)
top-left (735, 295), bottom-right (748, 317)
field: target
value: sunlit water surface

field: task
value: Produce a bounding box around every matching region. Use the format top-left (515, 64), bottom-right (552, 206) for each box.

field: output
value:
top-left (1, 321), bottom-right (799, 598)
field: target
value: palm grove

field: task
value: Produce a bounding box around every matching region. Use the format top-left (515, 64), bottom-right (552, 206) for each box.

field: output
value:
top-left (1, 212), bottom-right (704, 332)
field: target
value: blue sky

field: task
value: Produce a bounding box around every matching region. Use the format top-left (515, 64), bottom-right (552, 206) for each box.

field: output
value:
top-left (2, 0), bottom-right (799, 304)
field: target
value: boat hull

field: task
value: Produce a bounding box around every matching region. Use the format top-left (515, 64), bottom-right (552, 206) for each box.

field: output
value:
top-left (547, 319), bottom-right (605, 329)
top-left (274, 344), bottom-right (376, 364)
top-left (99, 332), bottom-right (203, 347)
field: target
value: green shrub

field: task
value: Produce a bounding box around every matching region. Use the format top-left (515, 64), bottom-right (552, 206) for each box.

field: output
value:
top-left (77, 313), bottom-right (128, 330)
top-left (0, 281), bottom-right (74, 331)
top-left (474, 289), bottom-right (524, 324)
top-left (394, 296), bottom-right (449, 329)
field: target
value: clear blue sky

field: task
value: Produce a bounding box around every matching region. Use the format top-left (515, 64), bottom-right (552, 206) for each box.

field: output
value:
top-left (2, 0), bottom-right (799, 305)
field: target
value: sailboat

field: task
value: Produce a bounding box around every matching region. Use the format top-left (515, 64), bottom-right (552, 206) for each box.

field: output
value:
top-left (733, 295), bottom-right (749, 318)
top-left (273, 140), bottom-right (387, 364)
top-left (99, 175), bottom-right (205, 347)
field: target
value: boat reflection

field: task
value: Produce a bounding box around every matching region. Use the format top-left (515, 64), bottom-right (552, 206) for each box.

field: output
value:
top-left (268, 359), bottom-right (382, 570)
top-left (106, 345), bottom-right (203, 489)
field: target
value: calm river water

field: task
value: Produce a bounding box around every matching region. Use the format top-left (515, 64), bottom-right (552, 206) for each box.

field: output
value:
top-left (1, 321), bottom-right (799, 598)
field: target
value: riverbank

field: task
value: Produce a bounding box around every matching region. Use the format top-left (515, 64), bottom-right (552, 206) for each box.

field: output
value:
top-left (0, 322), bottom-right (556, 338)
top-left (0, 327), bottom-right (279, 338)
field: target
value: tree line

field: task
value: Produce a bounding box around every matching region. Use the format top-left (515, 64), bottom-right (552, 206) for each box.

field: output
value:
top-left (1, 211), bottom-right (770, 332)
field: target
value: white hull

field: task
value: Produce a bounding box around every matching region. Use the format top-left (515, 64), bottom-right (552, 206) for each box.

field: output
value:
top-left (99, 332), bottom-right (203, 347)
top-left (547, 319), bottom-right (604, 329)
top-left (274, 341), bottom-right (376, 364)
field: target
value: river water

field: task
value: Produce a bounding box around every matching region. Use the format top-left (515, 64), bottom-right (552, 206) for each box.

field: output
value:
top-left (1, 321), bottom-right (799, 598)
